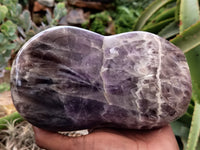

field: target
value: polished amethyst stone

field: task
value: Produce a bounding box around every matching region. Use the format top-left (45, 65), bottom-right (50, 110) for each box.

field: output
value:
top-left (11, 26), bottom-right (192, 131)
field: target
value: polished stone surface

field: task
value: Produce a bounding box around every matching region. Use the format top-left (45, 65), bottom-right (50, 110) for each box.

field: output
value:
top-left (11, 26), bottom-right (192, 131)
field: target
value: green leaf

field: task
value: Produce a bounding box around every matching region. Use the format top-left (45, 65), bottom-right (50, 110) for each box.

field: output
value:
top-left (178, 0), bottom-right (200, 107)
top-left (1, 20), bottom-right (17, 37)
top-left (53, 2), bottom-right (67, 19)
top-left (186, 102), bottom-right (200, 150)
top-left (171, 21), bottom-right (200, 53)
top-left (180, 0), bottom-right (200, 33)
top-left (187, 103), bottom-right (194, 115)
top-left (171, 121), bottom-right (189, 138)
top-left (177, 112), bottom-right (192, 128)
top-left (20, 10), bottom-right (31, 32)
top-left (152, 7), bottom-right (176, 23)
top-left (0, 112), bottom-right (24, 130)
top-left (171, 22), bottom-right (200, 105)
top-left (0, 5), bottom-right (8, 23)
top-left (142, 18), bottom-right (174, 34)
top-left (175, 0), bottom-right (181, 22)
top-left (0, 33), bottom-right (5, 43)
top-left (187, 51), bottom-right (200, 101)
top-left (8, 34), bottom-right (17, 41)
top-left (6, 42), bottom-right (17, 50)
top-left (134, 0), bottom-right (172, 30)
top-left (51, 2), bottom-right (67, 26)
top-left (114, 6), bottom-right (135, 33)
top-left (2, 48), bottom-right (11, 58)
top-left (16, 3), bottom-right (22, 17)
top-left (158, 21), bottom-right (179, 38)
top-left (0, 39), bottom-right (8, 51)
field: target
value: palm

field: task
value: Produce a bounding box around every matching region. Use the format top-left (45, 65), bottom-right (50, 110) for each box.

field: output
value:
top-left (33, 125), bottom-right (179, 150)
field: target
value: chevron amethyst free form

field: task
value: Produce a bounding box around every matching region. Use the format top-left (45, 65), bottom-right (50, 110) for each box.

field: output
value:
top-left (11, 26), bottom-right (192, 131)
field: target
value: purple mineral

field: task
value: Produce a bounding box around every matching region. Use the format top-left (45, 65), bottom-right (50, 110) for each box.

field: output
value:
top-left (11, 26), bottom-right (192, 131)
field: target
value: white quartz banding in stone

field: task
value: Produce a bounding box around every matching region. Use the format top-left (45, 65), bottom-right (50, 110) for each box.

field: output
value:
top-left (11, 26), bottom-right (192, 131)
top-left (155, 37), bottom-right (163, 122)
top-left (101, 36), bottom-right (112, 105)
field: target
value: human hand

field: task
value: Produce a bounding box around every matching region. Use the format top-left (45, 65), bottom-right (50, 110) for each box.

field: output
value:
top-left (33, 125), bottom-right (179, 150)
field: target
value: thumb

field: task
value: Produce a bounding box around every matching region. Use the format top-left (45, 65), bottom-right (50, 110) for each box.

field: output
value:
top-left (32, 126), bottom-right (86, 150)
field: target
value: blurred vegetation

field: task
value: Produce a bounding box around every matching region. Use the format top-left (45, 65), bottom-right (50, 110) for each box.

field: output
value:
top-left (0, 0), bottom-right (67, 76)
top-left (86, 11), bottom-right (111, 34)
top-left (0, 82), bottom-right (10, 92)
top-left (82, 0), bottom-right (154, 34)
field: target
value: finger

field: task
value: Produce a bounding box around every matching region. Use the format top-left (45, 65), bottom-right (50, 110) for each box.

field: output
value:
top-left (87, 128), bottom-right (138, 150)
top-left (32, 126), bottom-right (85, 150)
top-left (139, 125), bottom-right (179, 150)
top-left (115, 125), bottom-right (179, 150)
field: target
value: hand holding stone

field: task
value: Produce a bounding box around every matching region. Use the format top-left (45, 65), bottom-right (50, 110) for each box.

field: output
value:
top-left (33, 125), bottom-right (179, 150)
top-left (11, 26), bottom-right (192, 131)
